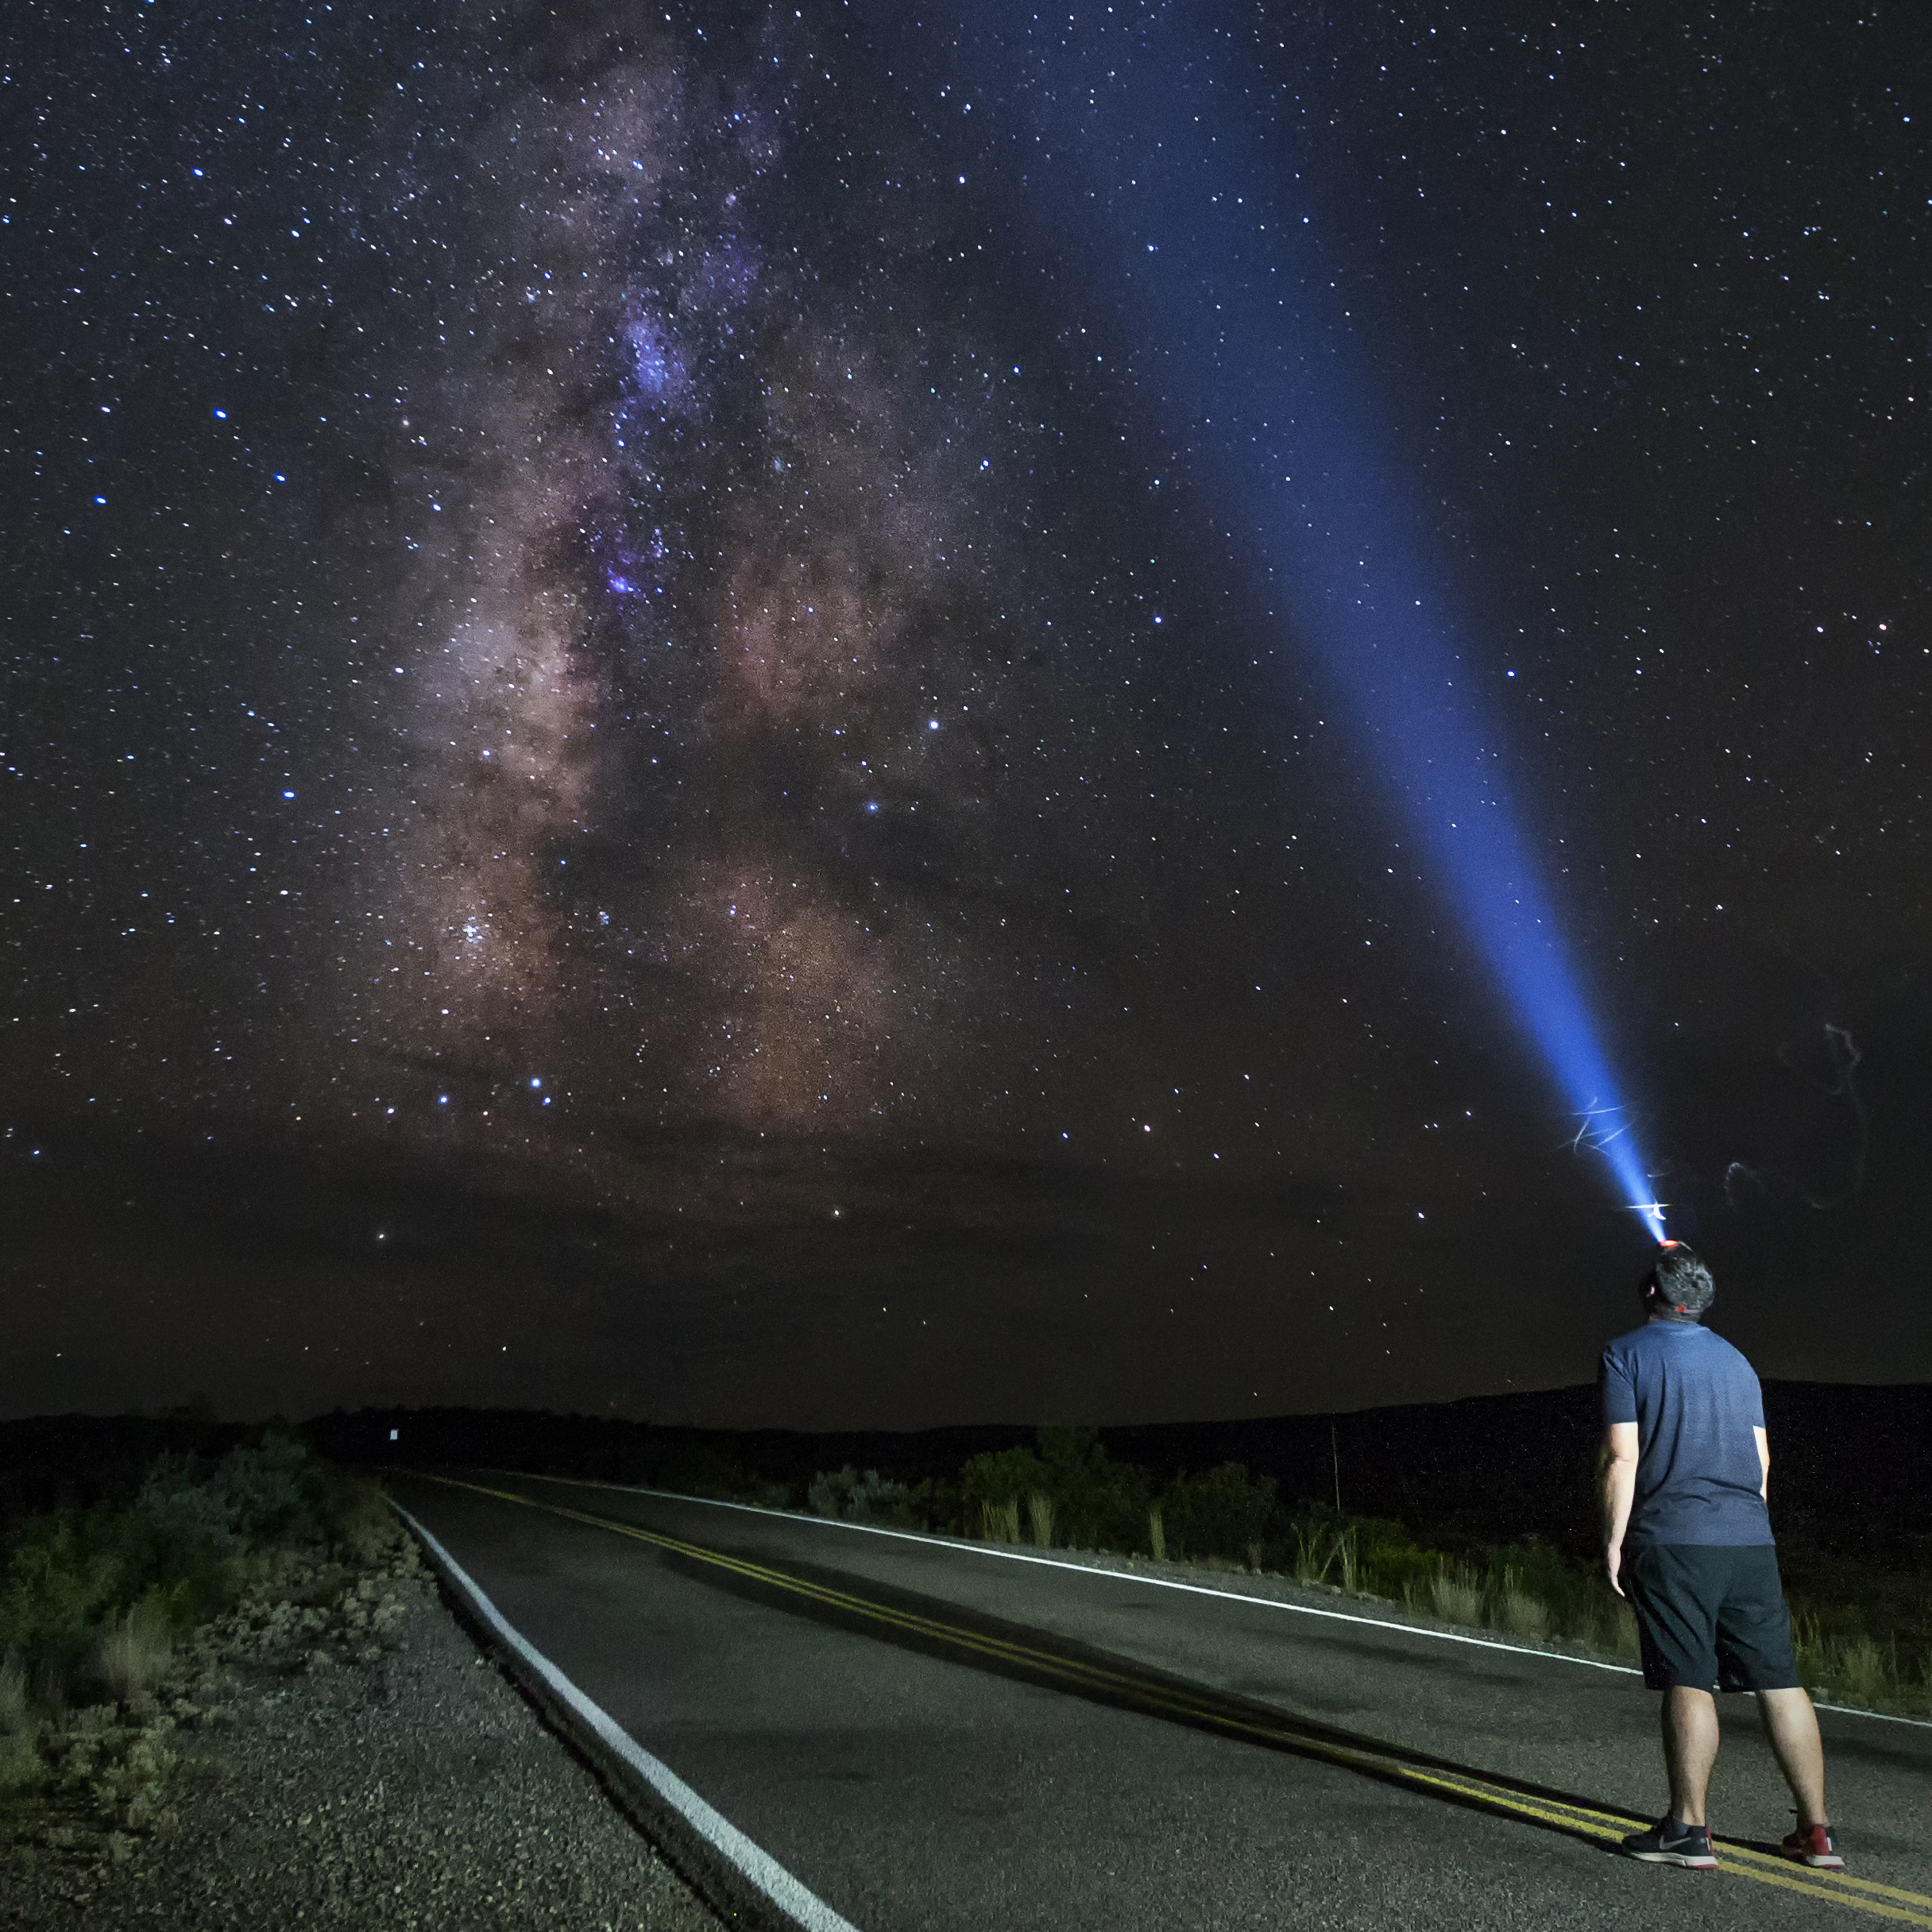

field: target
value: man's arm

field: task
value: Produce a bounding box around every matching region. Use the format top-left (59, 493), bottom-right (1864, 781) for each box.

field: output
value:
top-left (1755, 1424), bottom-right (1770, 1502)
top-left (1602, 1421), bottom-right (1639, 1598)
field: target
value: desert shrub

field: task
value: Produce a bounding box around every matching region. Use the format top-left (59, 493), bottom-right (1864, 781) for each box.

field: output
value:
top-left (955, 1432), bottom-right (1153, 1551)
top-left (1351, 1517), bottom-right (1436, 1601)
top-left (962, 1447), bottom-right (1044, 1511)
top-left (807, 1466), bottom-right (858, 1518)
top-left (0, 1435), bottom-right (327, 1700)
top-left (0, 1657), bottom-right (27, 1734)
top-left (1161, 1464), bottom-right (1277, 1565)
top-left (133, 1461), bottom-right (240, 1563)
top-left (89, 1729), bottom-right (178, 1832)
top-left (208, 1434), bottom-right (319, 1541)
top-left (0, 1729), bottom-right (44, 1795)
top-left (129, 1468), bottom-right (239, 1618)
top-left (323, 1474), bottom-right (395, 1567)
top-left (0, 1515), bottom-right (126, 1694)
top-left (809, 1468), bottom-right (917, 1527)
top-left (903, 1476), bottom-right (960, 1534)
top-left (1034, 1429), bottom-right (1151, 1551)
top-left (846, 1473), bottom-right (916, 1527)
top-left (129, 1435), bottom-right (321, 1559)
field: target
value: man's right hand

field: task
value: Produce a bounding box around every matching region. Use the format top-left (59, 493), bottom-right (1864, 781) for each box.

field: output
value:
top-left (1600, 1422), bottom-right (1638, 1599)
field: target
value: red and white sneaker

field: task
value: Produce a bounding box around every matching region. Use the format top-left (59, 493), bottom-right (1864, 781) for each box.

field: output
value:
top-left (1780, 1823), bottom-right (1845, 1869)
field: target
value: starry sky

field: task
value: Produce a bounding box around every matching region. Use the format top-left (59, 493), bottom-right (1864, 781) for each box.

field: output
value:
top-left (3, 1), bottom-right (1926, 1428)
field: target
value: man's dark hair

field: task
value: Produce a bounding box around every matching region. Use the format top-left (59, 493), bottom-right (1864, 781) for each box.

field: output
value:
top-left (1641, 1240), bottom-right (1715, 1319)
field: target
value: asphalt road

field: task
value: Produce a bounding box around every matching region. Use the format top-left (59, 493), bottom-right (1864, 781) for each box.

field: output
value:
top-left (388, 1470), bottom-right (1932, 1932)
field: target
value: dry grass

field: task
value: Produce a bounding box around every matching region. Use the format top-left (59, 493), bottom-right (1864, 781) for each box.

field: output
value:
top-left (1798, 1624), bottom-right (1922, 1710)
top-left (979, 1498), bottom-right (1021, 1544)
top-left (1429, 1563), bottom-right (1483, 1626)
top-left (1497, 1585), bottom-right (1551, 1642)
top-left (1785, 1615), bottom-right (1908, 1707)
top-left (99, 1602), bottom-right (172, 1706)
top-left (1585, 1596), bottom-right (1642, 1660)
top-left (1294, 1523), bottom-right (1359, 1592)
top-left (1026, 1490), bottom-right (1056, 1548)
top-left (1834, 1636), bottom-right (1891, 1703)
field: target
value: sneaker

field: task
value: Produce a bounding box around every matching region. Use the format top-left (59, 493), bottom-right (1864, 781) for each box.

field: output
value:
top-left (1622, 1816), bottom-right (1718, 1869)
top-left (1780, 1823), bottom-right (1845, 1870)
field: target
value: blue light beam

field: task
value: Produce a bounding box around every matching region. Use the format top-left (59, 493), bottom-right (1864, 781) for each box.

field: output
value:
top-left (940, 8), bottom-right (1663, 1235)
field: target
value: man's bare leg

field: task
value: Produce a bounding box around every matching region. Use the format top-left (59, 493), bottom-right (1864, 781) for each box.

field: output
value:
top-left (1756, 1687), bottom-right (1828, 1828)
top-left (1663, 1687), bottom-right (1721, 1826)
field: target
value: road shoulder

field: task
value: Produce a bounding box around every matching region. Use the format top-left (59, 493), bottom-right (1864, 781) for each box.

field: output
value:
top-left (4, 1526), bottom-right (721, 1932)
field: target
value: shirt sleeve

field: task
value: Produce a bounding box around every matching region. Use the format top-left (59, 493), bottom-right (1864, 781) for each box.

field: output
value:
top-left (1600, 1346), bottom-right (1637, 1426)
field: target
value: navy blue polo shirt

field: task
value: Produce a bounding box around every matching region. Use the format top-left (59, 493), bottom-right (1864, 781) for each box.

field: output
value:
top-left (1599, 1318), bottom-right (1774, 1547)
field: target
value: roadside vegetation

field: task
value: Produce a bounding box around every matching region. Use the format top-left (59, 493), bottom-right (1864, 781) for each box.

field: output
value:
top-left (778, 1429), bottom-right (1932, 1719)
top-left (0, 1428), bottom-right (404, 1869)
top-left (337, 1409), bottom-right (1926, 1721)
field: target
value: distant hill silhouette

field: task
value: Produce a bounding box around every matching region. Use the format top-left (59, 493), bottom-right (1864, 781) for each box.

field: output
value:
top-left (6, 1384), bottom-right (1922, 1571)
top-left (289, 1381), bottom-right (1931, 1569)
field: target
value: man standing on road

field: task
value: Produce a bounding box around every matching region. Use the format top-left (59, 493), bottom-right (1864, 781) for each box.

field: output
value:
top-left (1600, 1239), bottom-right (1845, 1872)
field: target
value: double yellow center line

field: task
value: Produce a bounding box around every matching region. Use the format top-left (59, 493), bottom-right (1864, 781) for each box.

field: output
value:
top-left (421, 1475), bottom-right (1932, 1926)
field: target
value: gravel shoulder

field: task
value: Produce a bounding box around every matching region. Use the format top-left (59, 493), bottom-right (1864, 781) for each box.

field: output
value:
top-left (3, 1524), bottom-right (724, 1932)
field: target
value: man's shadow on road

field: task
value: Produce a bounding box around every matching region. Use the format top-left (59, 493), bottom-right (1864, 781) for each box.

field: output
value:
top-left (645, 1530), bottom-right (1652, 1857)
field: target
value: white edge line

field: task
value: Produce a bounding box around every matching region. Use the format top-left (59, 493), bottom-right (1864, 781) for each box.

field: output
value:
top-left (1812, 1700), bottom-right (1932, 1730)
top-left (487, 1468), bottom-right (1636, 1672)
top-left (495, 1470), bottom-right (1932, 1730)
top-left (390, 1501), bottom-right (863, 1932)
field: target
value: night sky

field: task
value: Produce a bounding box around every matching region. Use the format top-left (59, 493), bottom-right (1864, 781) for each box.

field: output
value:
top-left (4, 2), bottom-right (1926, 1428)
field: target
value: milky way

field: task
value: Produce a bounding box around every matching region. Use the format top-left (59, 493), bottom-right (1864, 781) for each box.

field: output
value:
top-left (320, 17), bottom-right (1131, 1153)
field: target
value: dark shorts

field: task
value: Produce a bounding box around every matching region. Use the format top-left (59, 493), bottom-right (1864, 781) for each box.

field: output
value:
top-left (1625, 1543), bottom-right (1800, 1692)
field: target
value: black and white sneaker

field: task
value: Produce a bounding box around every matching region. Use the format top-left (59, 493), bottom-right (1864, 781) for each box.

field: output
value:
top-left (1621, 1816), bottom-right (1718, 1869)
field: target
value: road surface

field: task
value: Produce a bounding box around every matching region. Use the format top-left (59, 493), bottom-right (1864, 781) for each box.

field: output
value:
top-left (388, 1469), bottom-right (1932, 1932)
